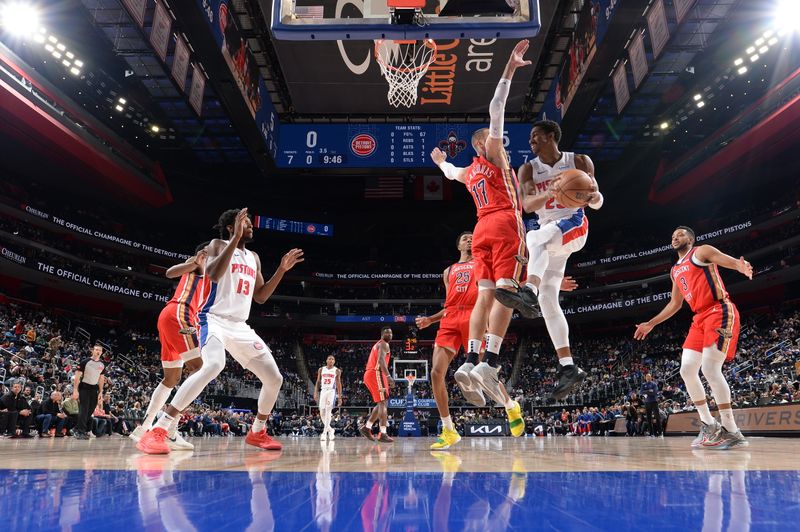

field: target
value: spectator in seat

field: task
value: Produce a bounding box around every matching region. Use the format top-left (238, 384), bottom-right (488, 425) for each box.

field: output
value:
top-left (1, 381), bottom-right (33, 437)
top-left (38, 391), bottom-right (67, 437)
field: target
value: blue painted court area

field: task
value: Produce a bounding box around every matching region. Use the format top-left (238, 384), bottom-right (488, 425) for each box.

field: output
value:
top-left (0, 467), bottom-right (793, 530)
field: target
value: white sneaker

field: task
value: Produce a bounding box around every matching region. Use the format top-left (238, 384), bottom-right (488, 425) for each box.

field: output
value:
top-left (470, 362), bottom-right (504, 404)
top-left (129, 425), bottom-right (146, 443)
top-left (167, 432), bottom-right (194, 451)
top-left (320, 431), bottom-right (328, 441)
top-left (328, 429), bottom-right (336, 441)
top-left (88, 431), bottom-right (96, 439)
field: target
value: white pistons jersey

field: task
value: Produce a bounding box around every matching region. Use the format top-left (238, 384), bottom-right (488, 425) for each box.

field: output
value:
top-left (200, 243), bottom-right (258, 322)
top-left (320, 367), bottom-right (338, 391)
top-left (529, 151), bottom-right (579, 226)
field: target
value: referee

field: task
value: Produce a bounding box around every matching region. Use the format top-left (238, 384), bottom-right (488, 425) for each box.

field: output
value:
top-left (639, 373), bottom-right (662, 437)
top-left (72, 343), bottom-right (106, 440)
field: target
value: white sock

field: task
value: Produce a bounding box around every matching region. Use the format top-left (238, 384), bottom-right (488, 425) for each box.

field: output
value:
top-left (366, 420), bottom-right (374, 429)
top-left (153, 412), bottom-right (174, 432)
top-left (380, 426), bottom-right (387, 434)
top-left (504, 399), bottom-right (516, 409)
top-left (696, 403), bottom-right (715, 425)
top-left (525, 282), bottom-right (539, 295)
top-left (168, 415), bottom-right (180, 439)
top-left (252, 418), bottom-right (266, 433)
top-left (485, 334), bottom-right (503, 354)
top-left (719, 408), bottom-right (738, 432)
top-left (467, 339), bottom-right (481, 354)
top-left (442, 416), bottom-right (454, 431)
top-left (142, 383), bottom-right (173, 428)
top-left (559, 357), bottom-right (573, 367)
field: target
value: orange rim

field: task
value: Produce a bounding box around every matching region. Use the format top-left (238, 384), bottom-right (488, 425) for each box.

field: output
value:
top-left (374, 39), bottom-right (438, 73)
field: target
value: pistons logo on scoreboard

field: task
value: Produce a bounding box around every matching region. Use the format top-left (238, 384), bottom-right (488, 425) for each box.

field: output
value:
top-left (307, 224), bottom-right (316, 234)
top-left (351, 134), bottom-right (377, 157)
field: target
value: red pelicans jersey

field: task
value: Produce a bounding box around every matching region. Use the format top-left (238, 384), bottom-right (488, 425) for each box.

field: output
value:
top-left (465, 156), bottom-right (520, 218)
top-left (671, 247), bottom-right (730, 313)
top-left (365, 340), bottom-right (391, 372)
top-left (167, 272), bottom-right (209, 327)
top-left (444, 260), bottom-right (477, 309)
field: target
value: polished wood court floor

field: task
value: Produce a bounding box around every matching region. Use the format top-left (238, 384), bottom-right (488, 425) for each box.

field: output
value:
top-left (0, 435), bottom-right (791, 472)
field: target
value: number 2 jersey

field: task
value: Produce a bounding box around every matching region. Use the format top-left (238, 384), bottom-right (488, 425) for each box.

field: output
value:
top-left (671, 247), bottom-right (730, 312)
top-left (199, 242), bottom-right (258, 322)
top-left (466, 155), bottom-right (521, 219)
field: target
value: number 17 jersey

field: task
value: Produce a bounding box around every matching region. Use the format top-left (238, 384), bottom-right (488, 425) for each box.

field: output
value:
top-left (466, 155), bottom-right (521, 219)
top-left (200, 242), bottom-right (258, 322)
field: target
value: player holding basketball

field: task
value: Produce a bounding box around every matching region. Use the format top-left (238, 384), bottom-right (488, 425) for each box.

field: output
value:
top-left (360, 327), bottom-right (394, 443)
top-left (130, 242), bottom-right (210, 450)
top-left (137, 208), bottom-right (304, 454)
top-left (314, 355), bottom-right (342, 441)
top-left (495, 119), bottom-right (603, 400)
top-left (429, 39), bottom-right (532, 406)
top-left (634, 226), bottom-right (752, 449)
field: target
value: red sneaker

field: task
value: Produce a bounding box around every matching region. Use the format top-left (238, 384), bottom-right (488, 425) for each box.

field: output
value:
top-left (136, 428), bottom-right (170, 455)
top-left (245, 429), bottom-right (282, 451)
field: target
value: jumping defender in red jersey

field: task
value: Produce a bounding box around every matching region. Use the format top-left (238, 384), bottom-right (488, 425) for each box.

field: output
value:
top-left (634, 226), bottom-right (753, 450)
top-left (360, 327), bottom-right (395, 443)
top-left (430, 40), bottom-right (532, 406)
top-left (130, 242), bottom-right (209, 450)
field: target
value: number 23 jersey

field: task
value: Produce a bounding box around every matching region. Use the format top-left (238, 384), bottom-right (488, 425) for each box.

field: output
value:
top-left (200, 242), bottom-right (258, 321)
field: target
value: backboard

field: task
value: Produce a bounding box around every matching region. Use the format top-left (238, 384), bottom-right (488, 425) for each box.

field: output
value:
top-left (272, 0), bottom-right (540, 41)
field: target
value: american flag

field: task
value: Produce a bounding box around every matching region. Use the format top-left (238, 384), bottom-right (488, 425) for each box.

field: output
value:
top-left (364, 177), bottom-right (404, 199)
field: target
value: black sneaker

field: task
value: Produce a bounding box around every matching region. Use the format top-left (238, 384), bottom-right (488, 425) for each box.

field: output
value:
top-left (494, 284), bottom-right (541, 319)
top-left (73, 431), bottom-right (90, 440)
top-left (550, 365), bottom-right (587, 400)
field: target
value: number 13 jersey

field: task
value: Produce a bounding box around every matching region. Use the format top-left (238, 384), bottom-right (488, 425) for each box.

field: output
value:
top-left (200, 243), bottom-right (258, 322)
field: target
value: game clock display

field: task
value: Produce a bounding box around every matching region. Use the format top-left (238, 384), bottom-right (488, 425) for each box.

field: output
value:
top-left (278, 123), bottom-right (535, 169)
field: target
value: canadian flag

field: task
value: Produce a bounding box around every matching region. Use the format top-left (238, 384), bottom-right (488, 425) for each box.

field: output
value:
top-left (415, 175), bottom-right (450, 201)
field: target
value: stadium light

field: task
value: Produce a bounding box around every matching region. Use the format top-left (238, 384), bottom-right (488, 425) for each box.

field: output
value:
top-left (659, 122), bottom-right (669, 130)
top-left (750, 54), bottom-right (759, 62)
top-left (733, 58), bottom-right (743, 66)
top-left (737, 66), bottom-right (748, 75)
top-left (150, 125), bottom-right (160, 133)
top-left (0, 3), bottom-right (40, 39)
top-left (773, 0), bottom-right (800, 33)
top-left (696, 100), bottom-right (705, 108)
top-left (693, 94), bottom-right (702, 101)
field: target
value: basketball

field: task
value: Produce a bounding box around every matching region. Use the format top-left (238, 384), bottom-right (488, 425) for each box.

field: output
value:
top-left (554, 169), bottom-right (595, 208)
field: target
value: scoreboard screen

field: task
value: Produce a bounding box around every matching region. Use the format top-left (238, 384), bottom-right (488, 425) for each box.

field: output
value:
top-left (277, 123), bottom-right (535, 169)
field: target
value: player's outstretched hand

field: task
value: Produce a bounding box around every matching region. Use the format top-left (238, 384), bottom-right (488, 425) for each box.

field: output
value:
top-left (279, 248), bottom-right (304, 272)
top-left (430, 147), bottom-right (446, 166)
top-left (415, 316), bottom-right (432, 329)
top-left (737, 256), bottom-right (753, 280)
top-left (233, 208), bottom-right (249, 241)
top-left (508, 39), bottom-right (532, 69)
top-left (633, 322), bottom-right (654, 340)
top-left (560, 276), bottom-right (578, 292)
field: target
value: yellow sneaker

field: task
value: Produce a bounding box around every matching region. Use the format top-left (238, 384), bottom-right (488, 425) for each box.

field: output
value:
top-left (430, 428), bottom-right (462, 450)
top-left (506, 401), bottom-right (525, 437)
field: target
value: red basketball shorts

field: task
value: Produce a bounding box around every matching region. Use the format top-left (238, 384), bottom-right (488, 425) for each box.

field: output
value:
top-left (363, 369), bottom-right (390, 403)
top-left (434, 309), bottom-right (471, 354)
top-left (157, 303), bottom-right (200, 368)
top-left (683, 300), bottom-right (740, 361)
top-left (471, 210), bottom-right (526, 284)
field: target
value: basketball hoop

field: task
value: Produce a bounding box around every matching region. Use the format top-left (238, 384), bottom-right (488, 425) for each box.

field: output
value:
top-left (404, 370), bottom-right (417, 393)
top-left (375, 39), bottom-right (437, 108)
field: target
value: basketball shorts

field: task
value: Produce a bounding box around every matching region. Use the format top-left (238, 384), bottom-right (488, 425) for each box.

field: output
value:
top-left (363, 369), bottom-right (390, 403)
top-left (199, 313), bottom-right (272, 366)
top-left (319, 389), bottom-right (336, 411)
top-left (434, 309), bottom-right (471, 354)
top-left (683, 300), bottom-right (740, 361)
top-left (472, 210), bottom-right (526, 284)
top-left (534, 209), bottom-right (589, 257)
top-left (157, 303), bottom-right (201, 368)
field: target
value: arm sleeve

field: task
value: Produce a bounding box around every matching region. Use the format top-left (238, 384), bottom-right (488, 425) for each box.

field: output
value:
top-left (489, 78), bottom-right (511, 139)
top-left (438, 161), bottom-right (464, 181)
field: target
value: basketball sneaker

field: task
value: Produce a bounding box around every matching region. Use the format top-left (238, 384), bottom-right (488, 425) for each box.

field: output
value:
top-left (701, 427), bottom-right (748, 450)
top-left (129, 425), bottom-right (147, 443)
top-left (327, 429), bottom-right (336, 441)
top-left (320, 430), bottom-right (328, 441)
top-left (167, 432), bottom-right (194, 451)
top-left (430, 428), bottom-right (461, 450)
top-left (550, 364), bottom-right (587, 400)
top-left (454, 362), bottom-right (486, 407)
top-left (505, 401), bottom-right (525, 437)
top-left (245, 429), bottom-right (283, 451)
top-left (691, 420), bottom-right (721, 448)
top-left (359, 426), bottom-right (375, 441)
top-left (136, 428), bottom-right (170, 455)
top-left (377, 432), bottom-right (394, 443)
top-left (493, 282), bottom-right (541, 319)
top-left (470, 362), bottom-right (504, 404)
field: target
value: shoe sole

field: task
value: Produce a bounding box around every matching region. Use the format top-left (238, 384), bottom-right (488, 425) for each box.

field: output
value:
top-left (461, 387), bottom-right (487, 407)
top-left (136, 443), bottom-right (169, 455)
top-left (454, 369), bottom-right (474, 392)
top-left (470, 370), bottom-right (504, 404)
top-left (493, 289), bottom-right (541, 319)
top-left (550, 371), bottom-right (587, 401)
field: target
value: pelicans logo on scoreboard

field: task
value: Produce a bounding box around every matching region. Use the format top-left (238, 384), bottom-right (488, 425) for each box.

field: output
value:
top-left (351, 134), bottom-right (377, 157)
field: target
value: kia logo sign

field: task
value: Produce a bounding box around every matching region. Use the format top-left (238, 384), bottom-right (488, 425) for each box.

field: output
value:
top-left (467, 423), bottom-right (506, 436)
top-left (351, 134), bottom-right (377, 157)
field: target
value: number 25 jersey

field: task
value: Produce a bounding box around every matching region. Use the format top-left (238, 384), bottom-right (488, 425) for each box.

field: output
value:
top-left (200, 242), bottom-right (258, 322)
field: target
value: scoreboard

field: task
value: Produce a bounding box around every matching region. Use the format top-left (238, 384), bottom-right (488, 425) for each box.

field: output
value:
top-left (253, 215), bottom-right (333, 237)
top-left (277, 123), bottom-right (535, 169)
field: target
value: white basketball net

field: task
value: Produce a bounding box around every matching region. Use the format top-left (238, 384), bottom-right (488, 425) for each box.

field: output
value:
top-left (375, 39), bottom-right (437, 108)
